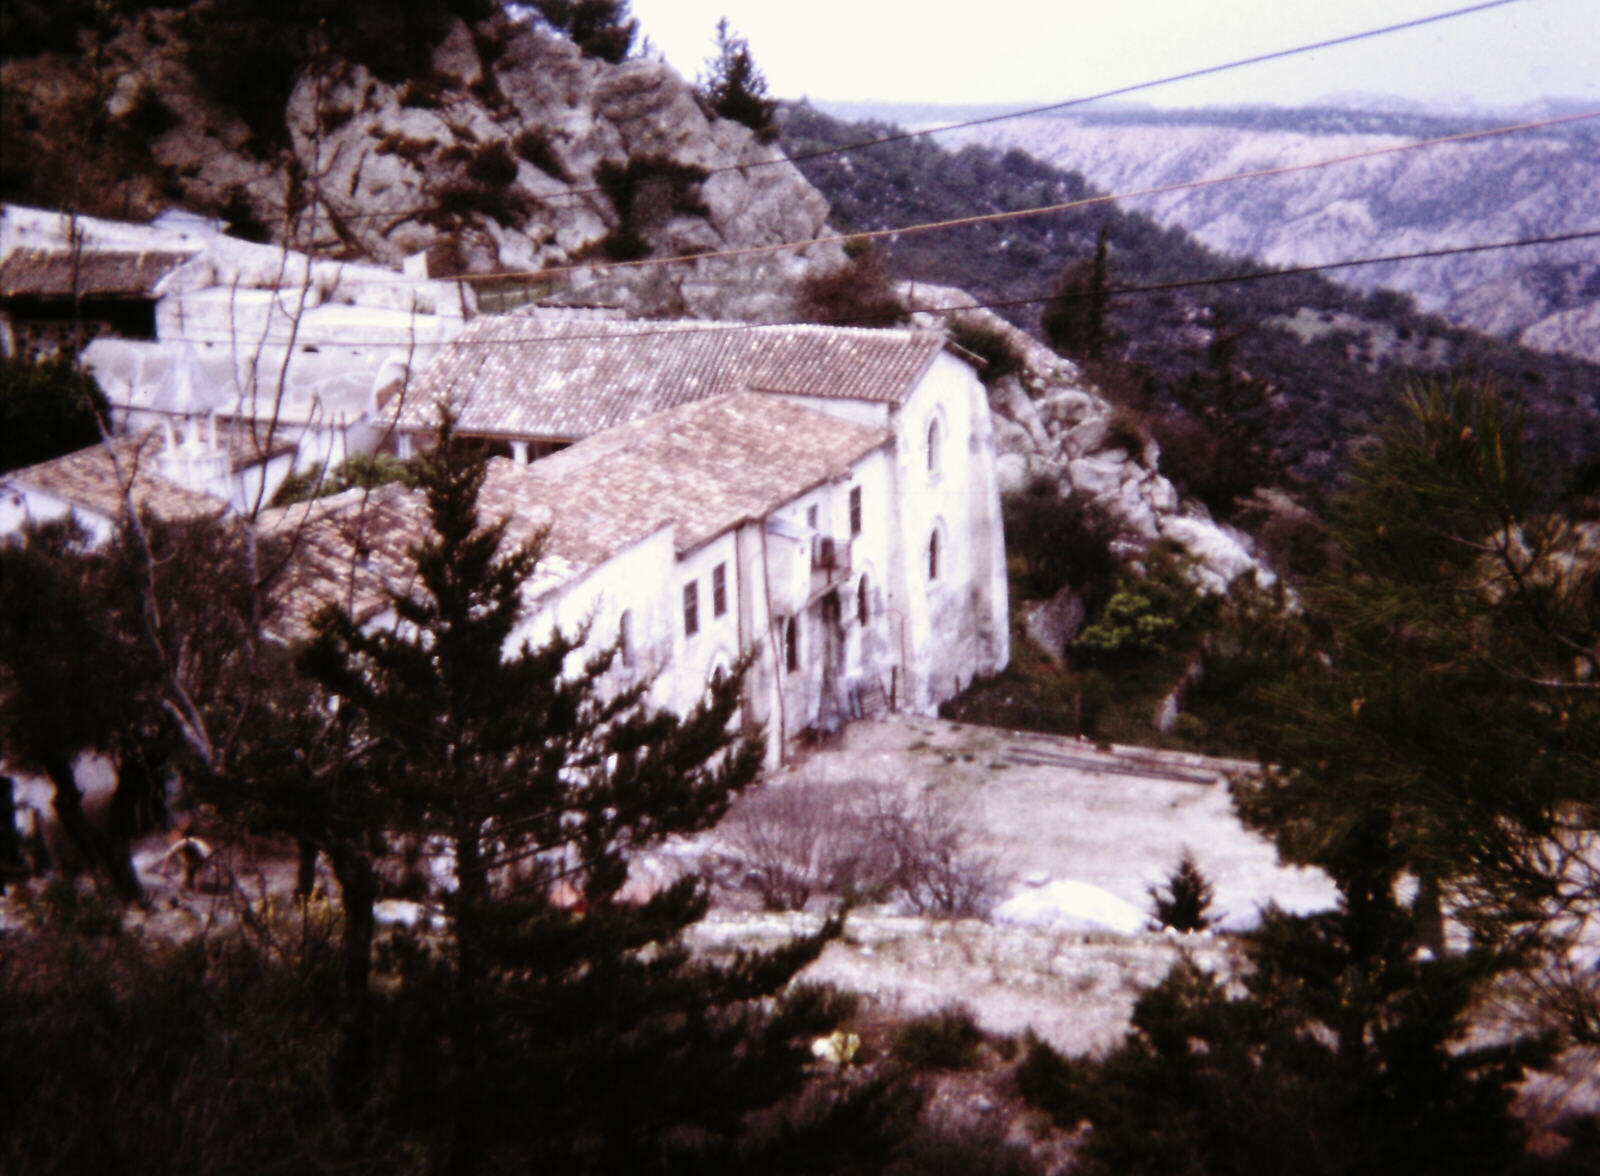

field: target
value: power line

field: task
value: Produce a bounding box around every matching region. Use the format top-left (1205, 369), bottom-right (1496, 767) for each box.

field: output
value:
top-left (118, 227), bottom-right (1600, 348)
top-left (910, 227), bottom-right (1600, 318)
top-left (153, 107), bottom-right (1597, 299)
top-left (298, 0), bottom-right (1529, 223)
top-left (447, 109), bottom-right (1600, 284)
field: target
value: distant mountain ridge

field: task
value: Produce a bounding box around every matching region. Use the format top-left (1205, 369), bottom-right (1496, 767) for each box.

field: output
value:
top-left (905, 102), bottom-right (1600, 364)
top-left (779, 102), bottom-right (1600, 495)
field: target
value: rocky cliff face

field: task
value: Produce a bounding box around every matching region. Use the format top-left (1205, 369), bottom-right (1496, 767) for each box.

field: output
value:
top-left (908, 285), bottom-right (1263, 594)
top-left (938, 111), bottom-right (1600, 363)
top-left (1, 10), bottom-right (1270, 593)
top-left (1, 9), bottom-right (843, 322)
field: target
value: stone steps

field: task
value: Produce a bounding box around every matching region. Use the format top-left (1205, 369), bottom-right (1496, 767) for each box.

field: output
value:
top-left (1001, 733), bottom-right (1258, 786)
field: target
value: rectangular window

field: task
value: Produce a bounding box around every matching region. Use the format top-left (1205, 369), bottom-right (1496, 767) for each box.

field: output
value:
top-left (682, 581), bottom-right (699, 637)
top-left (785, 616), bottom-right (799, 672)
top-left (806, 504), bottom-right (818, 529)
top-left (849, 486), bottom-right (862, 536)
top-left (712, 562), bottom-right (727, 617)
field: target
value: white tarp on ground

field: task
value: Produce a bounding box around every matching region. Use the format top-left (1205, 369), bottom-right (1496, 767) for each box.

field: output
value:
top-left (994, 878), bottom-right (1153, 935)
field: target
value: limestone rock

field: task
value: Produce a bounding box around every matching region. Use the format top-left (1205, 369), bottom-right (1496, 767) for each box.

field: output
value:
top-left (1022, 586), bottom-right (1086, 665)
top-left (4, 11), bottom-right (845, 324)
top-left (906, 284), bottom-right (1272, 594)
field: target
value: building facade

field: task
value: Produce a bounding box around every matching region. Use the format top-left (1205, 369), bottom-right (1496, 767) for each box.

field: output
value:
top-left (278, 388), bottom-right (1009, 766)
top-left (394, 313), bottom-right (1012, 718)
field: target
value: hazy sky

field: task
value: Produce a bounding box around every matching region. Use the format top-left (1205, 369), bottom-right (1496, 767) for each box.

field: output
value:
top-left (627, 0), bottom-right (1598, 110)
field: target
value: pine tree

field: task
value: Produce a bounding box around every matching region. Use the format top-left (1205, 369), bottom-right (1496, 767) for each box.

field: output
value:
top-left (1018, 378), bottom-right (1598, 1173)
top-left (1, 353), bottom-right (111, 474)
top-left (1235, 378), bottom-right (1599, 1008)
top-left (298, 423), bottom-right (858, 1171)
top-left (697, 17), bottom-right (778, 141)
top-left (531, 0), bottom-right (638, 64)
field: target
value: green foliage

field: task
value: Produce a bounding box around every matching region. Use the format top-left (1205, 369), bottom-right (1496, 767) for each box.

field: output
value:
top-left (796, 243), bottom-right (907, 327)
top-left (697, 18), bottom-right (778, 141)
top-left (530, 0), bottom-right (637, 63)
top-left (0, 887), bottom-right (365, 1173)
top-left (0, 354), bottom-right (110, 474)
top-left (289, 417), bottom-right (880, 1170)
top-left (590, 154), bottom-right (711, 261)
top-left (514, 128), bottom-right (572, 181)
top-left (1014, 1032), bottom-right (1095, 1128)
top-left (465, 139), bottom-right (519, 187)
top-left (1001, 477), bottom-right (1119, 604)
top-left (946, 317), bottom-right (1024, 384)
top-left (1234, 379), bottom-right (1600, 994)
top-left (1073, 543), bottom-right (1209, 665)
top-left (1147, 850), bottom-right (1216, 931)
top-left (270, 453), bottom-right (420, 506)
top-left (1103, 404), bottom-right (1150, 462)
top-left (1041, 222), bottom-right (1111, 360)
top-left (893, 1004), bottom-right (984, 1071)
top-left (1017, 943), bottom-right (1545, 1176)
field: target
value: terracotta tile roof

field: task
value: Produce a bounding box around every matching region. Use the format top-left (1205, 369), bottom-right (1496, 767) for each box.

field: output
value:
top-left (511, 391), bottom-right (892, 556)
top-left (259, 393), bottom-right (890, 640)
top-left (0, 247), bottom-right (197, 299)
top-left (258, 483), bottom-right (433, 641)
top-left (398, 314), bottom-right (949, 440)
top-left (1, 434), bottom-right (227, 525)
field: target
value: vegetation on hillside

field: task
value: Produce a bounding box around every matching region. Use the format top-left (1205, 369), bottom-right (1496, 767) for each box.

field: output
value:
top-left (1013, 381), bottom-right (1600, 1174)
top-left (778, 103), bottom-right (1600, 492)
top-left (0, 428), bottom-right (926, 1171)
top-left (696, 17), bottom-right (778, 141)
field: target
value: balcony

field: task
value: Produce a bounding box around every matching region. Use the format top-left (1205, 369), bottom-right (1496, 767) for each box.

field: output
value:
top-left (810, 535), bottom-right (852, 595)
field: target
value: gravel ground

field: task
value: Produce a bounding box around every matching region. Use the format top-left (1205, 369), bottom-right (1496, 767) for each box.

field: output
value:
top-left (681, 714), bottom-right (1338, 1056)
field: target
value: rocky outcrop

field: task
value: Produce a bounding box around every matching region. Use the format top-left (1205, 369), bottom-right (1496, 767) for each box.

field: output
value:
top-left (2, 10), bottom-right (844, 322)
top-left (911, 283), bottom-right (1267, 594)
top-left (937, 112), bottom-right (1600, 363)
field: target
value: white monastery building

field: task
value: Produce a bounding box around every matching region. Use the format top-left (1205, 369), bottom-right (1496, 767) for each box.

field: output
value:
top-left (273, 383), bottom-right (1009, 766)
top-left (389, 313), bottom-right (1012, 734)
top-left (1, 202), bottom-right (1012, 759)
top-left (1, 203), bottom-right (471, 512)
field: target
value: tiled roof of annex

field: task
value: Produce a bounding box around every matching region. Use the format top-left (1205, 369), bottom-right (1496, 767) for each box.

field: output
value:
top-left (0, 247), bottom-right (198, 299)
top-left (396, 313), bottom-right (950, 440)
top-left (504, 389), bottom-right (892, 558)
top-left (260, 392), bottom-right (891, 639)
top-left (1, 434), bottom-right (227, 524)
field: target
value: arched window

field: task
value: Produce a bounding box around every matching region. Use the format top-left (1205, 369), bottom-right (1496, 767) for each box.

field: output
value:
top-left (857, 575), bottom-right (871, 624)
top-left (928, 529), bottom-right (940, 581)
top-left (784, 616), bottom-right (800, 672)
top-left (926, 416), bottom-right (942, 474)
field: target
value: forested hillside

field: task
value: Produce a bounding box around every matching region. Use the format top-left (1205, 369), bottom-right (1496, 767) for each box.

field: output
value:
top-left (779, 102), bottom-right (1600, 497)
top-left (917, 102), bottom-right (1600, 363)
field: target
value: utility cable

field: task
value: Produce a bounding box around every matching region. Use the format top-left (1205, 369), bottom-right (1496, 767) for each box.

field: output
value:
top-left (295, 0), bottom-right (1530, 222)
top-left (120, 227), bottom-right (1600, 348)
top-left (111, 107), bottom-right (1596, 306)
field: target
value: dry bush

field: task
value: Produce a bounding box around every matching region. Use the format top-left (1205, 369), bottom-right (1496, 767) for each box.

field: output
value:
top-left (796, 244), bottom-right (907, 327)
top-left (863, 786), bottom-right (1003, 918)
top-left (721, 776), bottom-right (1000, 917)
top-left (721, 778), bottom-right (859, 911)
